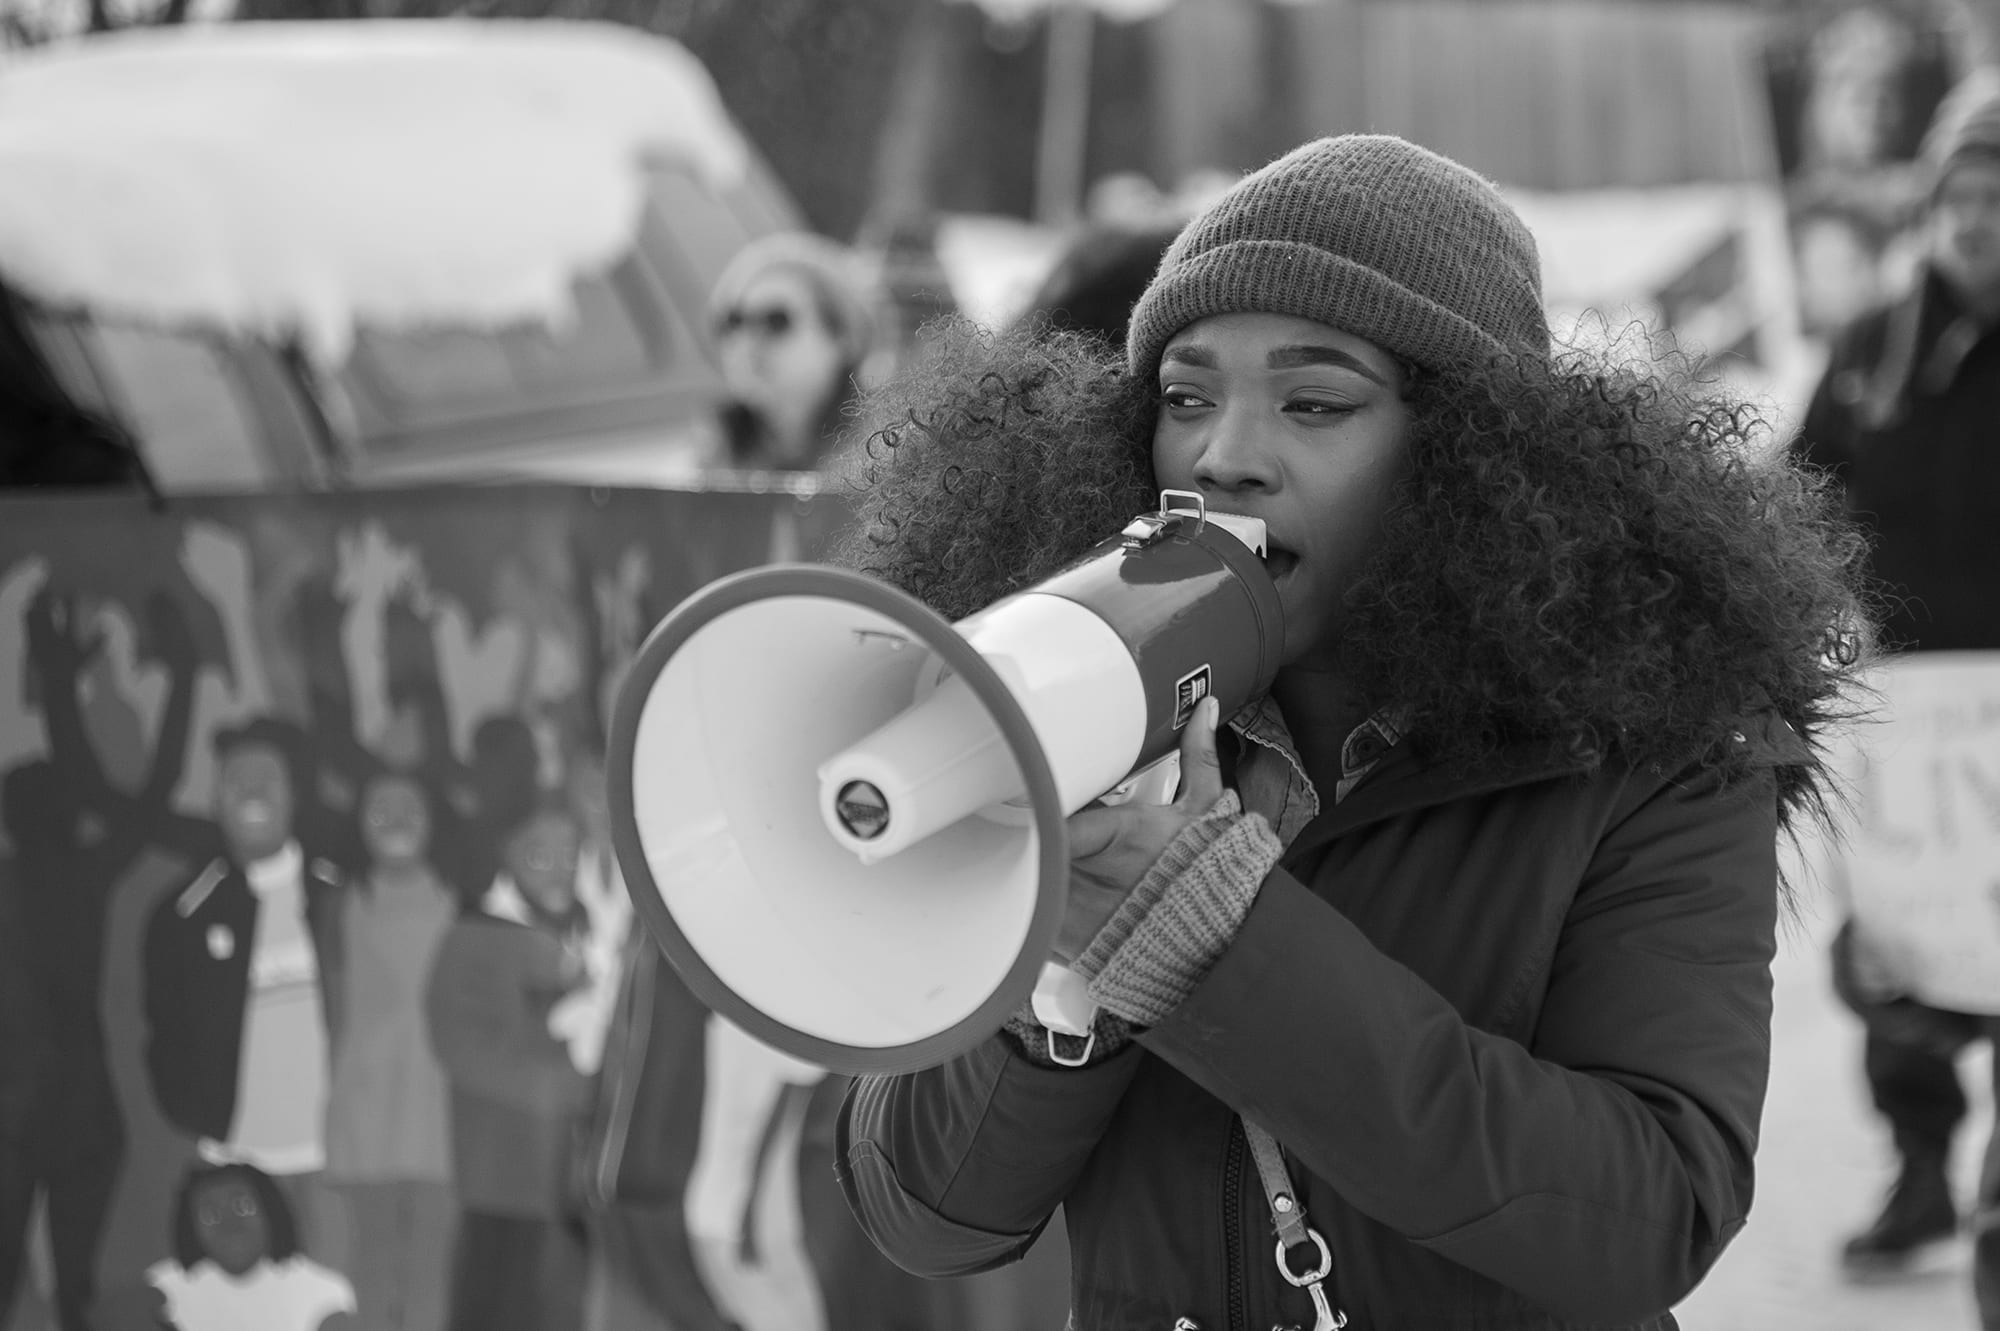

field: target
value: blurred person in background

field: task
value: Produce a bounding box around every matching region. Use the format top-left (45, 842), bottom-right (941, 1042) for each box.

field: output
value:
top-left (1015, 221), bottom-right (1181, 350)
top-left (701, 233), bottom-right (887, 476)
top-left (1791, 70), bottom-right (2000, 1298)
top-left (572, 734), bottom-right (967, 1331)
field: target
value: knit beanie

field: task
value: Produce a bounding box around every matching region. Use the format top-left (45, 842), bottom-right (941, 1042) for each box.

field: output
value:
top-left (708, 231), bottom-right (882, 366)
top-left (1923, 67), bottom-right (2000, 193)
top-left (1126, 135), bottom-right (1549, 380)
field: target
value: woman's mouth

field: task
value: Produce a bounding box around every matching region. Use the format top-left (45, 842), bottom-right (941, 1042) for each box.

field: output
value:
top-left (1262, 546), bottom-right (1299, 583)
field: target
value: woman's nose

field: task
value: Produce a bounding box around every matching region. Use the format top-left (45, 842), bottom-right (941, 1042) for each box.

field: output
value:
top-left (1192, 419), bottom-right (1279, 493)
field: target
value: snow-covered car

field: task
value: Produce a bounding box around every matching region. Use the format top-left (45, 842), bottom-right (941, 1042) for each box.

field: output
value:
top-left (0, 19), bottom-right (805, 492)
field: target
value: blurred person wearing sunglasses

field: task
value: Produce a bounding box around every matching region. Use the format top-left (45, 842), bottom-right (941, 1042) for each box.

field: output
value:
top-left (703, 233), bottom-right (886, 475)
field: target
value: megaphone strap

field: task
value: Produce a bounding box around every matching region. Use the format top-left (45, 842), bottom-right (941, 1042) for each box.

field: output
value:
top-left (1243, 1118), bottom-right (1350, 1331)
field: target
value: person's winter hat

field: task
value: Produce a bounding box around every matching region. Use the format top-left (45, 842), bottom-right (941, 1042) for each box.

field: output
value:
top-left (708, 231), bottom-right (882, 365)
top-left (1923, 68), bottom-right (2000, 192)
top-left (1126, 135), bottom-right (1549, 379)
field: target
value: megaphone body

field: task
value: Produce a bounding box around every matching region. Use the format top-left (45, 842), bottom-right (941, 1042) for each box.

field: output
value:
top-left (608, 492), bottom-right (1284, 1075)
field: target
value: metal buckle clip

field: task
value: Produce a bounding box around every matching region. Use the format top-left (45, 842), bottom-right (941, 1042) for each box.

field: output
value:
top-left (1274, 1229), bottom-right (1332, 1286)
top-left (1120, 514), bottom-right (1173, 548)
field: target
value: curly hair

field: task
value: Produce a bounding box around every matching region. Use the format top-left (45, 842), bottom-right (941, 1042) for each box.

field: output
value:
top-left (834, 317), bottom-right (1871, 835)
top-left (832, 320), bottom-right (1158, 621)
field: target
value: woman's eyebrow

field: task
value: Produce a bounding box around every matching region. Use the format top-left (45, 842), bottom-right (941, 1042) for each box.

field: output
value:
top-left (1160, 345), bottom-right (1217, 370)
top-left (1267, 344), bottom-right (1389, 384)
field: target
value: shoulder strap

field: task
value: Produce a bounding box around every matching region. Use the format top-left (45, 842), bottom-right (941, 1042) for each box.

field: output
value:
top-left (1241, 1117), bottom-right (1348, 1328)
top-left (1242, 1118), bottom-right (1313, 1252)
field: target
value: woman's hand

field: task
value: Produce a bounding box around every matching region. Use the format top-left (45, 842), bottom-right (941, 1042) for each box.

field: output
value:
top-left (1054, 696), bottom-right (1226, 963)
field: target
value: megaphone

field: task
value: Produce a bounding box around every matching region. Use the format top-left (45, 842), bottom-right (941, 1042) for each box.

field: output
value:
top-left (606, 490), bottom-right (1283, 1075)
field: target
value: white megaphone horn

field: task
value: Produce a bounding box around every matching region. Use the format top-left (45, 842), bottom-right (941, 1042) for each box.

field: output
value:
top-left (606, 489), bottom-right (1283, 1075)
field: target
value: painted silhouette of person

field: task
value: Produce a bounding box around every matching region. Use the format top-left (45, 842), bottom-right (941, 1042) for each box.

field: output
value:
top-left (140, 715), bottom-right (352, 1268)
top-left (92, 1162), bottom-right (356, 1331)
top-left (0, 588), bottom-right (204, 1331)
top-left (149, 1164), bottom-right (355, 1331)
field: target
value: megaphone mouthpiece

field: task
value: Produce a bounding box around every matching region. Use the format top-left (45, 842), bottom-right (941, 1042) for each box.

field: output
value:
top-left (817, 591), bottom-right (1149, 863)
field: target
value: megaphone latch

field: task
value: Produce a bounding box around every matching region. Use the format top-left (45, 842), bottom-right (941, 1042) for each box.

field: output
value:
top-left (1121, 513), bottom-right (1176, 549)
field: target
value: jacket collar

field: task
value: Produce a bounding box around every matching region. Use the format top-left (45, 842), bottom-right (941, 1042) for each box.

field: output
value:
top-left (1230, 684), bottom-right (1812, 865)
top-left (1287, 716), bottom-right (1810, 868)
top-left (1229, 693), bottom-right (1588, 856)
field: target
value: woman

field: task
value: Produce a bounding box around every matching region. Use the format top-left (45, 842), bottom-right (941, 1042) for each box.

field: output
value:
top-left (833, 136), bottom-right (1868, 1327)
top-left (704, 231), bottom-right (884, 474)
top-left (323, 767), bottom-right (459, 1331)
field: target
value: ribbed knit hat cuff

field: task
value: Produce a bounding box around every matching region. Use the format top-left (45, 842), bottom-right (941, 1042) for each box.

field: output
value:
top-left (1127, 239), bottom-right (1536, 381)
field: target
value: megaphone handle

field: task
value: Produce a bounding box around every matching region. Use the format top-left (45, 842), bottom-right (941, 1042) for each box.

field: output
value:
top-left (1103, 753), bottom-right (1182, 808)
top-left (1026, 754), bottom-right (1185, 1066)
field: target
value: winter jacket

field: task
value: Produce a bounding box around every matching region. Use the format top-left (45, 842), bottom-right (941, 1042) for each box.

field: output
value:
top-left (1792, 265), bottom-right (2000, 653)
top-left (839, 712), bottom-right (1805, 1330)
top-left (141, 841), bottom-right (346, 1146)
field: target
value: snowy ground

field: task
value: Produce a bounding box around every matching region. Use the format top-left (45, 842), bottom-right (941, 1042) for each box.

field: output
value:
top-left (1675, 890), bottom-right (1996, 1330)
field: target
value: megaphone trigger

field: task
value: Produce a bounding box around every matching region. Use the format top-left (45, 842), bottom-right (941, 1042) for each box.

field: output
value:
top-left (1101, 753), bottom-right (1183, 809)
top-left (1033, 750), bottom-right (1183, 1066)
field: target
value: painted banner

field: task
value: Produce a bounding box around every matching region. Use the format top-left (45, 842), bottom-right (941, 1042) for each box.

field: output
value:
top-left (1761, 0), bottom-right (1960, 339)
top-left (1835, 651), bottom-right (2000, 1015)
top-left (0, 482), bottom-right (1069, 1331)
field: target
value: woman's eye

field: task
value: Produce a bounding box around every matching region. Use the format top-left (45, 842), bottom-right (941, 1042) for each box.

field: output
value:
top-left (1285, 397), bottom-right (1357, 418)
top-left (1158, 387), bottom-right (1210, 411)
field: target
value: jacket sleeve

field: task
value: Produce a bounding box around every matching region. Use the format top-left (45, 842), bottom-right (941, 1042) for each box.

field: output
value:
top-left (140, 900), bottom-right (208, 1141)
top-left (1142, 761), bottom-right (1779, 1325)
top-left (837, 1025), bottom-right (1143, 1277)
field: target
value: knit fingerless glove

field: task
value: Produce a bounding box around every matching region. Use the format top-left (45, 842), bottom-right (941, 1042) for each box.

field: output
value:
top-left (1001, 790), bottom-right (1282, 1067)
top-left (1071, 790), bottom-right (1281, 1026)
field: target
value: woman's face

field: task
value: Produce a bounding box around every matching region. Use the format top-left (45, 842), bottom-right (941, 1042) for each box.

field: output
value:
top-left (1151, 312), bottom-right (1413, 669)
top-left (714, 267), bottom-right (848, 457)
top-left (191, 1176), bottom-right (269, 1276)
top-left (361, 775), bottom-right (430, 870)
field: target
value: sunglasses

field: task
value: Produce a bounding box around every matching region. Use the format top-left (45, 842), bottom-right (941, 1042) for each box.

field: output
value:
top-left (716, 304), bottom-right (801, 339)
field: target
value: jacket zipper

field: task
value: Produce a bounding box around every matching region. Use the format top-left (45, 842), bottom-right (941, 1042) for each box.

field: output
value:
top-left (1224, 1116), bottom-right (1248, 1331)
